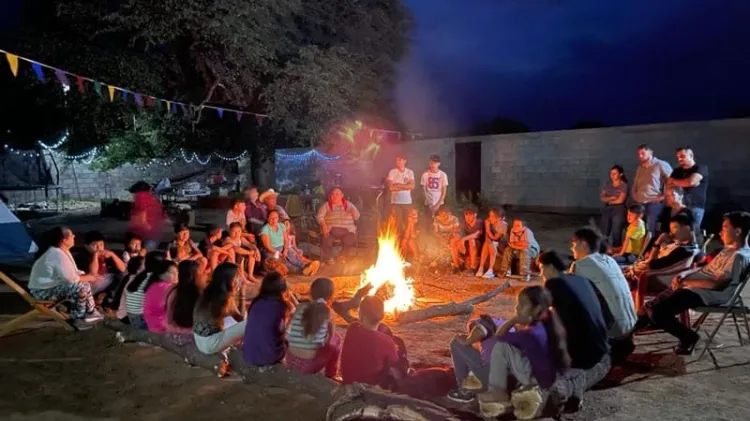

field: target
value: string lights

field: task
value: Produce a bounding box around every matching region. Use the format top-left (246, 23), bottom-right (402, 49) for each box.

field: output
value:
top-left (275, 149), bottom-right (342, 162)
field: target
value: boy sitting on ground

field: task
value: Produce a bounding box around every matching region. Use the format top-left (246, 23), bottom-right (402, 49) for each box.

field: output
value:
top-left (610, 204), bottom-right (647, 264)
top-left (199, 225), bottom-right (236, 271)
top-left (122, 232), bottom-right (147, 264)
top-left (167, 223), bottom-right (208, 272)
top-left (497, 219), bottom-right (540, 280)
top-left (450, 207), bottom-right (484, 274)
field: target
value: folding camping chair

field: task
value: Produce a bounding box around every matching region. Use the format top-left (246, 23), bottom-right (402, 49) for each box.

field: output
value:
top-left (691, 269), bottom-right (750, 367)
top-left (0, 271), bottom-right (74, 337)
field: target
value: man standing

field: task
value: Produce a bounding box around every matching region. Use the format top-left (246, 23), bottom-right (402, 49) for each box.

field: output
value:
top-left (668, 147), bottom-right (708, 230)
top-left (386, 155), bottom-right (415, 229)
top-left (631, 144), bottom-right (673, 236)
top-left (420, 154), bottom-right (449, 217)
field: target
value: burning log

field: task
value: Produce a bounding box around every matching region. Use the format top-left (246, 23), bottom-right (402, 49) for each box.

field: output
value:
top-left (396, 281), bottom-right (511, 325)
top-left (105, 320), bottom-right (462, 421)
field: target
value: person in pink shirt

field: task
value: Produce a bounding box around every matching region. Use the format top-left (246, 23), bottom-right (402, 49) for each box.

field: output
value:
top-left (143, 260), bottom-right (179, 332)
top-left (129, 181), bottom-right (166, 250)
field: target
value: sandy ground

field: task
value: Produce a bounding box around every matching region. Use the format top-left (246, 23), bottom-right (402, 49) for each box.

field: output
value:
top-left (2, 211), bottom-right (750, 420)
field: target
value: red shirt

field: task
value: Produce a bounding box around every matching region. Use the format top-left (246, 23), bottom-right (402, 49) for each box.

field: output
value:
top-left (129, 192), bottom-right (164, 240)
top-left (341, 322), bottom-right (400, 386)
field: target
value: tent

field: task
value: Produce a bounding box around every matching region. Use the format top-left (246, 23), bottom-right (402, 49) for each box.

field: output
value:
top-left (0, 200), bottom-right (38, 264)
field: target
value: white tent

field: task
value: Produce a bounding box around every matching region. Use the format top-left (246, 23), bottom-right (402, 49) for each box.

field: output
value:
top-left (0, 201), bottom-right (38, 263)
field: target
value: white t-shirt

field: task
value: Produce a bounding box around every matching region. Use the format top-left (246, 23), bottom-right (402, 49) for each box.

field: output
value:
top-left (226, 210), bottom-right (247, 229)
top-left (420, 170), bottom-right (449, 207)
top-left (387, 168), bottom-right (415, 205)
top-left (570, 253), bottom-right (637, 338)
top-left (28, 247), bottom-right (82, 290)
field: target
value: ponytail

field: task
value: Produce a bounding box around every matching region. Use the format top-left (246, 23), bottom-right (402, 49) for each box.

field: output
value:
top-left (520, 286), bottom-right (572, 371)
top-left (302, 278), bottom-right (335, 338)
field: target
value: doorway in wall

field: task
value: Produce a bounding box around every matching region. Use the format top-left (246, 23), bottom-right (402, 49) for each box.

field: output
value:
top-left (454, 142), bottom-right (482, 203)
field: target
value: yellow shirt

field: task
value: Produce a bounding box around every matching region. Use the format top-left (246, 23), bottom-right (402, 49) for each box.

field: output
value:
top-left (625, 219), bottom-right (646, 255)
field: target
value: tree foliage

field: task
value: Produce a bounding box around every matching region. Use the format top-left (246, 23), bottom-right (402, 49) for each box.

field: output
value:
top-left (0, 0), bottom-right (411, 171)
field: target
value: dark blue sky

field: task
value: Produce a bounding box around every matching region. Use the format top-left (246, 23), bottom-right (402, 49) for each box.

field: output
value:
top-left (396, 0), bottom-right (750, 135)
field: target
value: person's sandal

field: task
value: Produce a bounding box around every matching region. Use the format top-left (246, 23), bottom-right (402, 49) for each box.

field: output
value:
top-left (461, 371), bottom-right (483, 391)
top-left (511, 385), bottom-right (545, 420)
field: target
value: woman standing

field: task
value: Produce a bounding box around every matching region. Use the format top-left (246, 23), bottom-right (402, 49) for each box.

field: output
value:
top-left (599, 165), bottom-right (628, 247)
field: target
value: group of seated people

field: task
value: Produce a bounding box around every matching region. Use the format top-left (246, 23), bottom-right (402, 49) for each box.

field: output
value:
top-left (428, 206), bottom-right (540, 280)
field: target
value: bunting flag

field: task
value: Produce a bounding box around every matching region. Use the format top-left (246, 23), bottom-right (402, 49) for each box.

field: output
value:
top-left (0, 47), bottom-right (420, 137)
top-left (5, 53), bottom-right (18, 76)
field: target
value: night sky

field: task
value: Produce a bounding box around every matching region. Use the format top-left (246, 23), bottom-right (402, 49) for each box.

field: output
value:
top-left (396, 0), bottom-right (750, 135)
top-left (2, 1), bottom-right (750, 136)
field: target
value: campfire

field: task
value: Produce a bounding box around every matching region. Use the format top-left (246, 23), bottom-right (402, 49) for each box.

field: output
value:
top-left (359, 229), bottom-right (415, 313)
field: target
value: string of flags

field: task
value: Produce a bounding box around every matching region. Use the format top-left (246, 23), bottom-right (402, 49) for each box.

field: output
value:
top-left (0, 47), bottom-right (422, 138)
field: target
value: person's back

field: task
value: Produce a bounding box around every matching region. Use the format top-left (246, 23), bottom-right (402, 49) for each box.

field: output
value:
top-left (340, 321), bottom-right (400, 386)
top-left (571, 253), bottom-right (637, 338)
top-left (243, 296), bottom-right (288, 366)
top-left (545, 273), bottom-right (609, 369)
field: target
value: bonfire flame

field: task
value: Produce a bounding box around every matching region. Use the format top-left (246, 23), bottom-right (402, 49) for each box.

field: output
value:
top-left (360, 229), bottom-right (415, 313)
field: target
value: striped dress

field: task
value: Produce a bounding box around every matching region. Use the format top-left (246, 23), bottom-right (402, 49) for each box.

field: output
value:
top-left (125, 273), bottom-right (152, 315)
top-left (286, 302), bottom-right (329, 350)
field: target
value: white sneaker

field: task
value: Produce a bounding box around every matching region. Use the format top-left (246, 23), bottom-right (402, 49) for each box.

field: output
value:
top-left (483, 270), bottom-right (495, 279)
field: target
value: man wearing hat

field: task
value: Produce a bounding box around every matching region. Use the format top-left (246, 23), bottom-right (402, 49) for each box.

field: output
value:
top-left (259, 189), bottom-right (290, 221)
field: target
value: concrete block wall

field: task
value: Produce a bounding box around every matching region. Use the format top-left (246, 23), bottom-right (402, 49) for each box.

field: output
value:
top-left (1, 151), bottom-right (251, 203)
top-left (404, 118), bottom-right (750, 212)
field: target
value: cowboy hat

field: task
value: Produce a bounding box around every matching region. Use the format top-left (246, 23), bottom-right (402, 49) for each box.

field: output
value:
top-left (259, 189), bottom-right (280, 203)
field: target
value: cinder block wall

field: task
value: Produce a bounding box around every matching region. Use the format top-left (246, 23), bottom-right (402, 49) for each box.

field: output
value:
top-left (397, 118), bottom-right (750, 213)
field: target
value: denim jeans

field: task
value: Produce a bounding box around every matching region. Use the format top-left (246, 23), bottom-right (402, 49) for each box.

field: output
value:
top-left (449, 338), bottom-right (489, 390)
top-left (691, 207), bottom-right (705, 231)
top-left (642, 202), bottom-right (664, 236)
top-left (600, 205), bottom-right (626, 247)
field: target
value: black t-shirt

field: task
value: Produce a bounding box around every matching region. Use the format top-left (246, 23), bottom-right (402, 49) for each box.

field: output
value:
top-left (545, 274), bottom-right (609, 369)
top-left (461, 218), bottom-right (484, 239)
top-left (670, 164), bottom-right (708, 207)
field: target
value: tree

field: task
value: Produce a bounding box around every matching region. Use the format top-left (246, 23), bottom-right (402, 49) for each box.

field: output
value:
top-left (0, 0), bottom-right (412, 180)
top-left (568, 120), bottom-right (607, 130)
top-left (467, 117), bottom-right (530, 136)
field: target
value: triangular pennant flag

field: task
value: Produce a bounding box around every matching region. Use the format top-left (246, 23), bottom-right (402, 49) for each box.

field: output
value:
top-left (107, 85), bottom-right (116, 102)
top-left (216, 108), bottom-right (224, 119)
top-left (145, 96), bottom-right (155, 107)
top-left (5, 53), bottom-right (19, 76)
top-left (31, 62), bottom-right (46, 82)
top-left (134, 93), bottom-right (143, 107)
top-left (235, 111), bottom-right (243, 122)
top-left (255, 114), bottom-right (264, 126)
top-left (93, 81), bottom-right (103, 98)
top-left (75, 75), bottom-right (85, 93)
top-left (121, 90), bottom-right (129, 102)
top-left (170, 102), bottom-right (176, 114)
top-left (54, 69), bottom-right (70, 87)
top-left (165, 101), bottom-right (171, 113)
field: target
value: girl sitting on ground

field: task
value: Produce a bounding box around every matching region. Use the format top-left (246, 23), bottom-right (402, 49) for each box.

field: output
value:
top-left (125, 251), bottom-right (167, 330)
top-left (285, 277), bottom-right (341, 378)
top-left (477, 286), bottom-right (571, 419)
top-left (142, 260), bottom-right (179, 332)
top-left (282, 219), bottom-right (316, 269)
top-left (165, 260), bottom-right (205, 343)
top-left (243, 271), bottom-right (295, 367)
top-left (476, 207), bottom-right (508, 278)
top-left (192, 262), bottom-right (246, 356)
top-left (108, 256), bottom-right (145, 320)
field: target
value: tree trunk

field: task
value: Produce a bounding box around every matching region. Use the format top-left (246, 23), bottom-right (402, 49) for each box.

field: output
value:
top-left (396, 281), bottom-right (511, 325)
top-left (105, 320), bottom-right (463, 420)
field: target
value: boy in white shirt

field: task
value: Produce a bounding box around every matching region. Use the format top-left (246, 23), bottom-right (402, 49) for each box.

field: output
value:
top-left (386, 155), bottom-right (415, 231)
top-left (420, 154), bottom-right (449, 217)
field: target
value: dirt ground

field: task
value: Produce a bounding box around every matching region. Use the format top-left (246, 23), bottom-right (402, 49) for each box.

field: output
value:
top-left (2, 211), bottom-right (750, 420)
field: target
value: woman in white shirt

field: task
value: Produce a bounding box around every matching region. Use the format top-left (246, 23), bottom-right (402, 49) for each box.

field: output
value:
top-left (28, 227), bottom-right (103, 329)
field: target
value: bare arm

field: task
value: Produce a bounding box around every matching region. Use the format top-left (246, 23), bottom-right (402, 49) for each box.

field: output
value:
top-left (104, 250), bottom-right (126, 273)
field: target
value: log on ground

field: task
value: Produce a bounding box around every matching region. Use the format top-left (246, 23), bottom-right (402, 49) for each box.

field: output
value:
top-left (105, 320), bottom-right (463, 420)
top-left (396, 281), bottom-right (511, 325)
